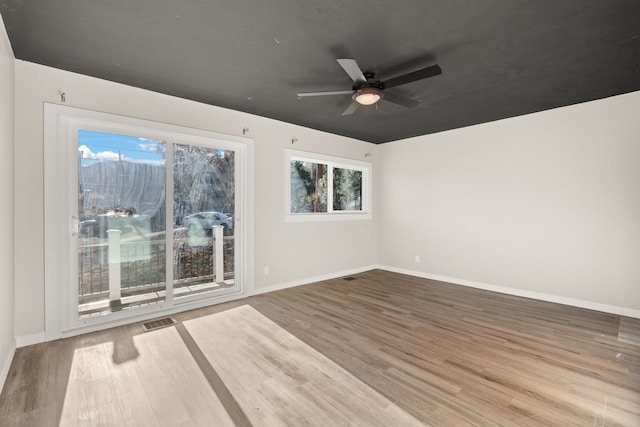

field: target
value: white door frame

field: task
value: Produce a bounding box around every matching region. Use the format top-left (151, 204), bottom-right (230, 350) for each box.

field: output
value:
top-left (44, 103), bottom-right (254, 340)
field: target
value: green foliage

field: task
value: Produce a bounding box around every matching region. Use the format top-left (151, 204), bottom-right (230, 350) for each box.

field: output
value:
top-left (290, 160), bottom-right (327, 213)
top-left (333, 168), bottom-right (362, 211)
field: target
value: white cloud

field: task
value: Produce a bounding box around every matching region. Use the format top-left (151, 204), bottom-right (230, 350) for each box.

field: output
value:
top-left (78, 144), bottom-right (95, 159)
top-left (97, 151), bottom-right (123, 161)
top-left (78, 144), bottom-right (128, 161)
top-left (138, 143), bottom-right (157, 151)
top-left (138, 140), bottom-right (164, 153)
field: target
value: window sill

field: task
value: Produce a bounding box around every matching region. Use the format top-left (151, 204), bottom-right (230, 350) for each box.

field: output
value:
top-left (285, 212), bottom-right (372, 223)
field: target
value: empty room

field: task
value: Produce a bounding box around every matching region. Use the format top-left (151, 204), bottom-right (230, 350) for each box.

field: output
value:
top-left (1, 1), bottom-right (639, 426)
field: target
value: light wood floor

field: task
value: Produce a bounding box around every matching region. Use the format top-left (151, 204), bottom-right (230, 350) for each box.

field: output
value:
top-left (1, 269), bottom-right (639, 426)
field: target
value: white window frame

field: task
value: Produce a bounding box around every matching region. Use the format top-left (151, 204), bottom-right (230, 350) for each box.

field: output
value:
top-left (285, 149), bottom-right (372, 222)
top-left (44, 104), bottom-right (254, 339)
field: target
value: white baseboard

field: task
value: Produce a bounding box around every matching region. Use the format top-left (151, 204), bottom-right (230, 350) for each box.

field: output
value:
top-left (17, 264), bottom-right (636, 351)
top-left (59, 290), bottom-right (248, 340)
top-left (251, 265), bottom-right (378, 296)
top-left (377, 265), bottom-right (640, 319)
top-left (15, 266), bottom-right (376, 344)
top-left (1, 339), bottom-right (16, 394)
top-left (16, 332), bottom-right (46, 348)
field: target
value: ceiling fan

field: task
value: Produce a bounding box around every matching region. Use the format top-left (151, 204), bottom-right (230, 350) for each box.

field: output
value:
top-left (297, 58), bottom-right (442, 116)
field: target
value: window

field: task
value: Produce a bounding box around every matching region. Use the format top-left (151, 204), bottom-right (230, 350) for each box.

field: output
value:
top-left (285, 149), bottom-right (371, 221)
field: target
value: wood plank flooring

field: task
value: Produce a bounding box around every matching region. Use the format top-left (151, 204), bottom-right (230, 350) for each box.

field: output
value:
top-left (1, 269), bottom-right (639, 426)
top-left (182, 305), bottom-right (422, 426)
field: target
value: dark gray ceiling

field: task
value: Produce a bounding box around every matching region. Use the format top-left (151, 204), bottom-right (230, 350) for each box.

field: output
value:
top-left (2, 0), bottom-right (639, 143)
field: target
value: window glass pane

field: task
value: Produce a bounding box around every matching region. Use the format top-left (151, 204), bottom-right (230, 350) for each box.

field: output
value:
top-left (173, 144), bottom-right (235, 296)
top-left (77, 129), bottom-right (166, 317)
top-left (333, 167), bottom-right (363, 211)
top-left (290, 160), bottom-right (328, 213)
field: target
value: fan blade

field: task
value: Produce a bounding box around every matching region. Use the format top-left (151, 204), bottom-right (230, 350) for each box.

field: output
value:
top-left (297, 90), bottom-right (354, 97)
top-left (382, 92), bottom-right (420, 108)
top-left (382, 64), bottom-right (442, 89)
top-left (341, 101), bottom-right (359, 116)
top-left (337, 59), bottom-right (367, 83)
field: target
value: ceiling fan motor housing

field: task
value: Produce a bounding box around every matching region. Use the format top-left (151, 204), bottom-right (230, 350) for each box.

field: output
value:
top-left (353, 73), bottom-right (384, 91)
top-left (352, 75), bottom-right (385, 104)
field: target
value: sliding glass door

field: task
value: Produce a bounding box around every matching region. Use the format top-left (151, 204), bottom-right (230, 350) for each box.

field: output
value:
top-left (76, 130), bottom-right (240, 318)
top-left (44, 104), bottom-right (253, 337)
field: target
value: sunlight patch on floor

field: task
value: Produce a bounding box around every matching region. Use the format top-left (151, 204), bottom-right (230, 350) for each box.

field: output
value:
top-left (60, 327), bottom-right (235, 426)
top-left (184, 304), bottom-right (425, 426)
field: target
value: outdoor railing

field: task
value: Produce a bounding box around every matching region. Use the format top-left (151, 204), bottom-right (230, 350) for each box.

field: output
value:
top-left (78, 227), bottom-right (234, 304)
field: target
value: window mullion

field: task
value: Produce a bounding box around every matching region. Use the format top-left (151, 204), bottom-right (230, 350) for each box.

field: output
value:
top-left (164, 140), bottom-right (174, 303)
top-left (327, 163), bottom-right (334, 213)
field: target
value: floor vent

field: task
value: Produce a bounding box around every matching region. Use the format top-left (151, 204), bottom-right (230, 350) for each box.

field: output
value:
top-left (342, 276), bottom-right (358, 281)
top-left (142, 317), bottom-right (177, 332)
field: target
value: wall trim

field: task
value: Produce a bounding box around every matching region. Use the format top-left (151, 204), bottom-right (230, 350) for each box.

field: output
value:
top-left (377, 265), bottom-right (640, 319)
top-left (66, 291), bottom-right (254, 340)
top-left (251, 265), bottom-right (379, 296)
top-left (15, 265), bottom-right (377, 346)
top-left (17, 291), bottom-right (250, 345)
top-left (18, 263), bottom-right (637, 350)
top-left (0, 339), bottom-right (16, 393)
top-left (16, 332), bottom-right (46, 348)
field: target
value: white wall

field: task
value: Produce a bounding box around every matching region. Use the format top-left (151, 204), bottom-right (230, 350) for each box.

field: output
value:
top-left (14, 57), bottom-right (639, 344)
top-left (378, 91), bottom-right (640, 316)
top-left (0, 16), bottom-right (15, 390)
top-left (14, 61), bottom-right (378, 341)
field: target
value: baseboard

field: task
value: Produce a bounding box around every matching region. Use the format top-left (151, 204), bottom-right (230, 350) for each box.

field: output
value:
top-left (1, 339), bottom-right (16, 394)
top-left (63, 291), bottom-right (251, 340)
top-left (16, 266), bottom-right (376, 344)
top-left (377, 265), bottom-right (640, 319)
top-left (18, 264), bottom-right (636, 349)
top-left (16, 332), bottom-right (46, 348)
top-left (251, 265), bottom-right (378, 296)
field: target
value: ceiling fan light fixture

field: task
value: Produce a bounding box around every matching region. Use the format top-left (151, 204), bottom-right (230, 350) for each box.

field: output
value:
top-left (354, 88), bottom-right (383, 105)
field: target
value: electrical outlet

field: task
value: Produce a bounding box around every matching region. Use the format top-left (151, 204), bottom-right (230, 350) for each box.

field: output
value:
top-left (414, 255), bottom-right (420, 263)
top-left (264, 266), bottom-right (270, 275)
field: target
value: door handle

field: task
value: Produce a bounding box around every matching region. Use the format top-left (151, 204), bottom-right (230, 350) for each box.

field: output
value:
top-left (71, 216), bottom-right (79, 236)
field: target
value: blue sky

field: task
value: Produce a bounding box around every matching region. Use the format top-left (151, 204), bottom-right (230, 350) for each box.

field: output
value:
top-left (78, 129), bottom-right (165, 165)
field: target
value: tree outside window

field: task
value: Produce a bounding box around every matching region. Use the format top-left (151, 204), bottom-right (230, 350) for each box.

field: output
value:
top-left (290, 160), bottom-right (327, 213)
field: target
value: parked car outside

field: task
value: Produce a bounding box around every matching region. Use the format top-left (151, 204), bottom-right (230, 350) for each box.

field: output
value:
top-left (79, 212), bottom-right (151, 239)
top-left (185, 211), bottom-right (233, 236)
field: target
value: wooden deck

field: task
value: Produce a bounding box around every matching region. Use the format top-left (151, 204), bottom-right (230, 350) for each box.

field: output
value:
top-left (1, 269), bottom-right (639, 426)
